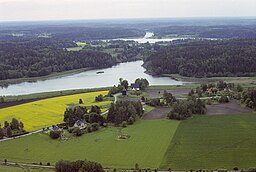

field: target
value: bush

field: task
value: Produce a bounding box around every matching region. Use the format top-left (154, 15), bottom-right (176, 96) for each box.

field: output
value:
top-left (121, 121), bottom-right (127, 127)
top-left (247, 167), bottom-right (256, 172)
top-left (91, 123), bottom-right (100, 131)
top-left (49, 130), bottom-right (61, 139)
top-left (72, 127), bottom-right (82, 136)
top-left (233, 167), bottom-right (239, 171)
top-left (218, 95), bottom-right (229, 103)
top-left (146, 98), bottom-right (162, 107)
top-left (128, 117), bottom-right (135, 125)
top-left (79, 98), bottom-right (83, 104)
top-left (95, 94), bottom-right (104, 102)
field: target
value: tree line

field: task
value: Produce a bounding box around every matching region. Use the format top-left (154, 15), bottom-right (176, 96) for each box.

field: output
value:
top-left (55, 159), bottom-right (104, 172)
top-left (107, 100), bottom-right (143, 125)
top-left (153, 25), bottom-right (256, 39)
top-left (0, 118), bottom-right (25, 139)
top-left (144, 39), bottom-right (256, 77)
top-left (168, 96), bottom-right (206, 120)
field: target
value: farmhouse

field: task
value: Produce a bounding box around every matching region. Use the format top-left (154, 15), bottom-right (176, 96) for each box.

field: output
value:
top-left (51, 125), bottom-right (62, 131)
top-left (131, 83), bottom-right (140, 90)
top-left (73, 120), bottom-right (87, 129)
top-left (122, 88), bottom-right (127, 96)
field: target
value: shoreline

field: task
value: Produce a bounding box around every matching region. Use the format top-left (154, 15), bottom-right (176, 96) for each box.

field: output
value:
top-left (0, 67), bottom-right (96, 87)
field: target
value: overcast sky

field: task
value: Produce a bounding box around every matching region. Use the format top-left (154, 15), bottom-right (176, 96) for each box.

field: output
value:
top-left (0, 0), bottom-right (256, 21)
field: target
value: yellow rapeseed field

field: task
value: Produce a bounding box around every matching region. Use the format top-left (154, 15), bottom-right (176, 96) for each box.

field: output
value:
top-left (0, 91), bottom-right (111, 132)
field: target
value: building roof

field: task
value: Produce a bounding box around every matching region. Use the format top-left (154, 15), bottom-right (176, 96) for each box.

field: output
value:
top-left (74, 120), bottom-right (86, 126)
top-left (131, 83), bottom-right (140, 89)
top-left (52, 126), bottom-right (60, 131)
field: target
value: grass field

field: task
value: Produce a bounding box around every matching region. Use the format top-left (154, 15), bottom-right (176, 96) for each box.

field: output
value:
top-left (161, 113), bottom-right (256, 169)
top-left (0, 165), bottom-right (54, 172)
top-left (0, 91), bottom-right (110, 131)
top-left (0, 120), bottom-right (180, 169)
top-left (66, 41), bottom-right (86, 51)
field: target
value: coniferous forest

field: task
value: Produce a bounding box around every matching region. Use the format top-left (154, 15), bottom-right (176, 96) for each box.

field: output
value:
top-left (144, 39), bottom-right (256, 77)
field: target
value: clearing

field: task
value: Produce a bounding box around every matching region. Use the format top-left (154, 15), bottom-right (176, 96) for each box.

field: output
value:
top-left (0, 91), bottom-right (110, 131)
top-left (0, 120), bottom-right (180, 169)
top-left (143, 107), bottom-right (171, 120)
top-left (206, 100), bottom-right (252, 115)
top-left (161, 113), bottom-right (256, 169)
top-left (146, 88), bottom-right (191, 98)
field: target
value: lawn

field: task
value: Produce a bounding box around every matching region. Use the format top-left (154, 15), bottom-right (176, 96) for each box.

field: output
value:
top-left (161, 113), bottom-right (256, 170)
top-left (0, 120), bottom-right (180, 169)
top-left (0, 91), bottom-right (110, 131)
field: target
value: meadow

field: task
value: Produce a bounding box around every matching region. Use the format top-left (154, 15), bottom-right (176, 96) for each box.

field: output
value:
top-left (0, 91), bottom-right (110, 131)
top-left (66, 41), bottom-right (86, 51)
top-left (161, 113), bottom-right (256, 169)
top-left (0, 120), bottom-right (180, 169)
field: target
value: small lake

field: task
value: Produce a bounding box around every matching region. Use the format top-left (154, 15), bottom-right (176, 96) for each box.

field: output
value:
top-left (0, 61), bottom-right (185, 96)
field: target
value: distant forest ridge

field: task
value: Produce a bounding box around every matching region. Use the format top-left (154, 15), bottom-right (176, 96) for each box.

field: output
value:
top-left (144, 39), bottom-right (256, 77)
top-left (1, 19), bottom-right (256, 80)
top-left (1, 18), bottom-right (256, 41)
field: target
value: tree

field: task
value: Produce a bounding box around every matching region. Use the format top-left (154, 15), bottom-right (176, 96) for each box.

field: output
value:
top-left (4, 121), bottom-right (9, 128)
top-left (6, 127), bottom-right (12, 137)
top-left (19, 121), bottom-right (24, 130)
top-left (55, 160), bottom-right (104, 172)
top-left (107, 101), bottom-right (143, 125)
top-left (72, 127), bottom-right (82, 136)
top-left (201, 84), bottom-right (208, 92)
top-left (90, 105), bottom-right (101, 114)
top-left (80, 161), bottom-right (104, 172)
top-left (119, 78), bottom-right (129, 90)
top-left (10, 118), bottom-right (19, 130)
top-left (0, 129), bottom-right (5, 139)
top-left (79, 99), bottom-right (83, 104)
top-left (95, 94), bottom-right (104, 102)
top-left (64, 106), bottom-right (87, 127)
top-left (237, 84), bottom-right (243, 92)
top-left (163, 90), bottom-right (176, 104)
top-left (0, 97), bottom-right (4, 103)
top-left (50, 130), bottom-right (61, 139)
top-left (219, 95), bottom-right (229, 103)
top-left (135, 78), bottom-right (149, 90)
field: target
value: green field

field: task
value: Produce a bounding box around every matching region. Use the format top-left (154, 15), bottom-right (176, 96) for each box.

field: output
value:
top-left (0, 91), bottom-right (110, 131)
top-left (161, 113), bottom-right (256, 169)
top-left (66, 41), bottom-right (86, 51)
top-left (0, 120), bottom-right (180, 169)
top-left (0, 165), bottom-right (54, 172)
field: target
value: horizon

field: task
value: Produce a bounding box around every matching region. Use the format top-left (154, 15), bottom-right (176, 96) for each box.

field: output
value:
top-left (1, 16), bottom-right (256, 23)
top-left (0, 0), bottom-right (256, 21)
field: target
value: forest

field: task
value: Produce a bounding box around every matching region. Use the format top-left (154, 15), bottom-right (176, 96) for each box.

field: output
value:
top-left (144, 39), bottom-right (256, 77)
top-left (0, 24), bottom-right (144, 42)
top-left (153, 25), bottom-right (256, 39)
top-left (0, 44), bottom-right (117, 80)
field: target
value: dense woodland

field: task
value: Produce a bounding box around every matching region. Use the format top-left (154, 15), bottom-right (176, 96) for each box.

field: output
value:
top-left (0, 25), bottom-right (144, 42)
top-left (0, 43), bottom-right (116, 80)
top-left (144, 39), bottom-right (256, 77)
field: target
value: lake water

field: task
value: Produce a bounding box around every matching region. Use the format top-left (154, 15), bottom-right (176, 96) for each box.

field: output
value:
top-left (117, 32), bottom-right (187, 43)
top-left (0, 61), bottom-right (185, 96)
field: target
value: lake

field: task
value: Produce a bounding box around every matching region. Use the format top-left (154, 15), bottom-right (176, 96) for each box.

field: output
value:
top-left (115, 32), bottom-right (187, 43)
top-left (0, 61), bottom-right (185, 96)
